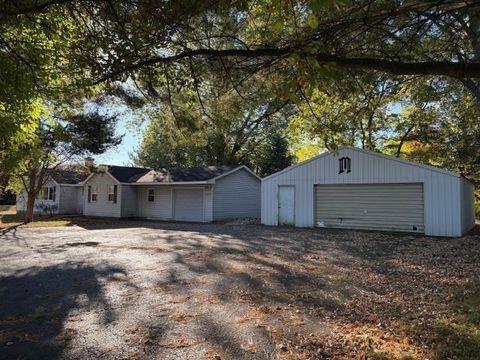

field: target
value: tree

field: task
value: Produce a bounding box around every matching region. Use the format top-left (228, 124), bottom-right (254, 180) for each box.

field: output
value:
top-left (132, 69), bottom-right (292, 168)
top-left (257, 134), bottom-right (294, 177)
top-left (19, 110), bottom-right (121, 222)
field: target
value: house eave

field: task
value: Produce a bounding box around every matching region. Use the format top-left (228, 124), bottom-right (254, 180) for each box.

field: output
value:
top-left (120, 181), bottom-right (210, 186)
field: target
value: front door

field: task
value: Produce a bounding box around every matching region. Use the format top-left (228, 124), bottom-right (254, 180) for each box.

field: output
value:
top-left (278, 186), bottom-right (295, 225)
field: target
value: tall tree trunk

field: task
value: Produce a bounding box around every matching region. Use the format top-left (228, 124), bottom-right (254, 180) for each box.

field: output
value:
top-left (23, 169), bottom-right (41, 223)
top-left (25, 192), bottom-right (36, 223)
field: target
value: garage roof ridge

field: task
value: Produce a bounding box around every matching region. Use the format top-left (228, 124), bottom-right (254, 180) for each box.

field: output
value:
top-left (262, 146), bottom-right (463, 181)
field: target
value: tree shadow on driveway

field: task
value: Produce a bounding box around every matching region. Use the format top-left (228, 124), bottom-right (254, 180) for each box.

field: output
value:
top-left (0, 262), bottom-right (130, 360)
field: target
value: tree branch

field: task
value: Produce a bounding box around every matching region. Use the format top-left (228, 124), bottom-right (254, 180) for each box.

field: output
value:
top-left (95, 47), bottom-right (480, 83)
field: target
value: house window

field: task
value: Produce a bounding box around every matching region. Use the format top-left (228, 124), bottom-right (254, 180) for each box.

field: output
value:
top-left (147, 189), bottom-right (155, 202)
top-left (108, 185), bottom-right (118, 203)
top-left (108, 185), bottom-right (114, 202)
top-left (90, 185), bottom-right (98, 202)
top-left (38, 186), bottom-right (55, 201)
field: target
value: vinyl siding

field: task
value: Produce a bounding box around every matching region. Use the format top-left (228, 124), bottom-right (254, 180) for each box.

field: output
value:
top-left (83, 173), bottom-right (121, 217)
top-left (262, 147), bottom-right (466, 237)
top-left (213, 169), bottom-right (261, 220)
top-left (16, 179), bottom-right (60, 214)
top-left (460, 177), bottom-right (475, 235)
top-left (58, 186), bottom-right (78, 214)
top-left (173, 188), bottom-right (204, 222)
top-left (76, 187), bottom-right (84, 214)
top-left (137, 186), bottom-right (173, 220)
top-left (121, 185), bottom-right (137, 217)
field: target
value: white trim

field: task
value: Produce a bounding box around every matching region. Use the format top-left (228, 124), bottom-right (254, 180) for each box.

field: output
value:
top-left (262, 146), bottom-right (462, 181)
top-left (122, 181), bottom-right (209, 186)
top-left (208, 165), bottom-right (261, 183)
top-left (83, 171), bottom-right (121, 185)
top-left (81, 172), bottom-right (95, 184)
top-left (90, 184), bottom-right (98, 203)
top-left (107, 184), bottom-right (115, 202)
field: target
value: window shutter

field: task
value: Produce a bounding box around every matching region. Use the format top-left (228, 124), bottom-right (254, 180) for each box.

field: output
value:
top-left (113, 185), bottom-right (117, 204)
top-left (87, 185), bottom-right (91, 203)
top-left (52, 187), bottom-right (56, 202)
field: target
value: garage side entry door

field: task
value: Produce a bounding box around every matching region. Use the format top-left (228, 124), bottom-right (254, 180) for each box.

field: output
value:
top-left (315, 183), bottom-right (424, 233)
top-left (278, 186), bottom-right (295, 225)
top-left (173, 188), bottom-right (204, 222)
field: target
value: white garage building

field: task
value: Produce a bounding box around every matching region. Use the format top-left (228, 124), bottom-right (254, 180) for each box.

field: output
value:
top-left (261, 147), bottom-right (475, 237)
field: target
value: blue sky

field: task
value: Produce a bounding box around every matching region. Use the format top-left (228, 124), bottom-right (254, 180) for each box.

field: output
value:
top-left (93, 117), bottom-right (141, 166)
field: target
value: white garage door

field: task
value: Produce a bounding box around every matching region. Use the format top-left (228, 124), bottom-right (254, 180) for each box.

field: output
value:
top-left (315, 183), bottom-right (424, 233)
top-left (173, 188), bottom-right (204, 222)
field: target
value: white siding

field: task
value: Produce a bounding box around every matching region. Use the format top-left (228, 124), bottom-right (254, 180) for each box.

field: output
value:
top-left (16, 179), bottom-right (60, 214)
top-left (137, 186), bottom-right (173, 220)
top-left (173, 188), bottom-right (205, 222)
top-left (460, 177), bottom-right (475, 235)
top-left (58, 186), bottom-right (79, 214)
top-left (204, 186), bottom-right (214, 222)
top-left (76, 187), bottom-right (84, 214)
top-left (121, 185), bottom-right (137, 217)
top-left (136, 185), bottom-right (212, 222)
top-left (83, 173), bottom-right (121, 217)
top-left (212, 169), bottom-right (261, 220)
top-left (262, 147), bottom-right (468, 237)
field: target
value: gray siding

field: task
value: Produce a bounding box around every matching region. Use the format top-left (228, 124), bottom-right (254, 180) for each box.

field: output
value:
top-left (121, 185), bottom-right (137, 217)
top-left (76, 187), bottom-right (84, 214)
top-left (262, 147), bottom-right (466, 237)
top-left (137, 186), bottom-right (173, 220)
top-left (58, 186), bottom-right (79, 214)
top-left (213, 169), bottom-right (261, 220)
top-left (173, 188), bottom-right (204, 222)
top-left (460, 177), bottom-right (475, 235)
top-left (137, 185), bottom-right (211, 222)
top-left (83, 173), bottom-right (121, 217)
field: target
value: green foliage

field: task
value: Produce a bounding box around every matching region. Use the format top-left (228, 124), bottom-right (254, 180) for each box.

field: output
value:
top-left (257, 134), bottom-right (294, 177)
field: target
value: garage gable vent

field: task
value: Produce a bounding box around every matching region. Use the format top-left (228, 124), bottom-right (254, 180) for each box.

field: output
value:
top-left (338, 157), bottom-right (351, 174)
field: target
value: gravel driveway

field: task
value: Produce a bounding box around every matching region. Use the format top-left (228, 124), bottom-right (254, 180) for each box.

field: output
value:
top-left (0, 221), bottom-right (479, 360)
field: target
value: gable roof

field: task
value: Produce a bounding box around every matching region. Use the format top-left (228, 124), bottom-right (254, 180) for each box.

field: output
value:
top-left (50, 170), bottom-right (89, 185)
top-left (107, 165), bottom-right (151, 183)
top-left (262, 146), bottom-right (463, 181)
top-left (132, 165), bottom-right (241, 183)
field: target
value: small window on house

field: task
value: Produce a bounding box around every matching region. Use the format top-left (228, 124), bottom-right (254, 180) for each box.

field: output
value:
top-left (48, 186), bottom-right (56, 201)
top-left (108, 185), bottom-right (114, 202)
top-left (107, 185), bottom-right (118, 203)
top-left (38, 187), bottom-right (55, 201)
top-left (91, 185), bottom-right (98, 202)
top-left (38, 187), bottom-right (47, 200)
top-left (147, 189), bottom-right (155, 202)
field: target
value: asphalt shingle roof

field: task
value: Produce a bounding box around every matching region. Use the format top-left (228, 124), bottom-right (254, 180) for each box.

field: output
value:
top-left (51, 170), bottom-right (89, 185)
top-left (107, 166), bottom-right (151, 183)
top-left (131, 165), bottom-right (241, 183)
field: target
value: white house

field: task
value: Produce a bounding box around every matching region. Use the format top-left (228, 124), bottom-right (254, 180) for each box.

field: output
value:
top-left (16, 170), bottom-right (87, 215)
top-left (261, 147), bottom-right (475, 237)
top-left (82, 164), bottom-right (261, 222)
top-left (17, 165), bottom-right (261, 222)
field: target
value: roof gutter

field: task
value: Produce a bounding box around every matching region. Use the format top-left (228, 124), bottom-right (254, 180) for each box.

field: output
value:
top-left (120, 181), bottom-right (210, 186)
